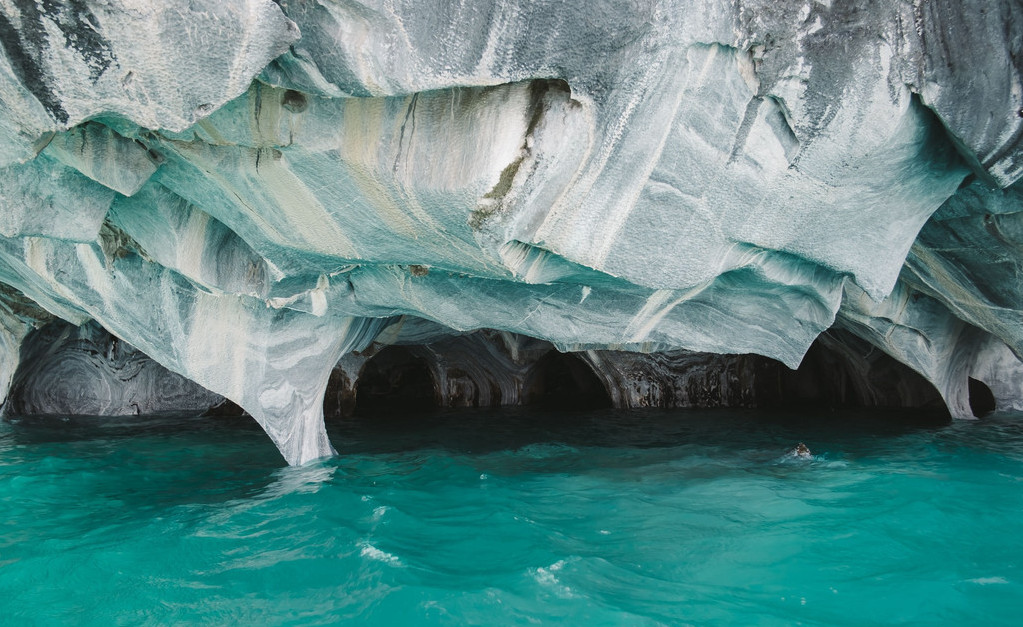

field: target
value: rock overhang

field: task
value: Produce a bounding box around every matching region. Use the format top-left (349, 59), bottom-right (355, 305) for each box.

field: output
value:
top-left (0, 0), bottom-right (1020, 463)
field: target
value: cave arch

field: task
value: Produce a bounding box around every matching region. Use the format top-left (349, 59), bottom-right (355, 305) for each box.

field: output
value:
top-left (352, 346), bottom-right (439, 415)
top-left (523, 351), bottom-right (612, 410)
top-left (754, 332), bottom-right (949, 414)
top-left (968, 377), bottom-right (996, 417)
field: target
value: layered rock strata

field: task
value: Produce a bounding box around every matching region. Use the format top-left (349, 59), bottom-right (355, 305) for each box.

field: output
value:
top-left (0, 1), bottom-right (1019, 463)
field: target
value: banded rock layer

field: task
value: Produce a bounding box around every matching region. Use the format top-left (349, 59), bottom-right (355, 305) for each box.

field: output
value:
top-left (0, 0), bottom-right (1020, 463)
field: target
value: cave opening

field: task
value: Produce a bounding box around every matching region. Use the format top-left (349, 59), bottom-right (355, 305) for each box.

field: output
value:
top-left (523, 351), bottom-right (612, 410)
top-left (353, 346), bottom-right (439, 415)
top-left (968, 377), bottom-right (996, 417)
top-left (755, 333), bottom-right (950, 419)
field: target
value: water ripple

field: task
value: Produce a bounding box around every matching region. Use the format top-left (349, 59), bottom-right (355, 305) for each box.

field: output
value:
top-left (1, 408), bottom-right (1022, 624)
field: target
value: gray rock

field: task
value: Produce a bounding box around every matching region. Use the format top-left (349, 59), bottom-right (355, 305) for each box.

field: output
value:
top-left (8, 319), bottom-right (225, 416)
top-left (0, 0), bottom-right (1019, 463)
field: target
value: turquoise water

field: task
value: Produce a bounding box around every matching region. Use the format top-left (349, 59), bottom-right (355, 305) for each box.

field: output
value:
top-left (1, 408), bottom-right (1022, 625)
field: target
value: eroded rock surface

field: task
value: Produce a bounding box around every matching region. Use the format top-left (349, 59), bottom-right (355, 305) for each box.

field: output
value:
top-left (0, 1), bottom-right (1020, 463)
top-left (8, 319), bottom-right (225, 416)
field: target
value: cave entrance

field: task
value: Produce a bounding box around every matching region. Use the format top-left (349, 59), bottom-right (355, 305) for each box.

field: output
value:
top-left (755, 333), bottom-right (949, 417)
top-left (353, 347), bottom-right (439, 415)
top-left (968, 377), bottom-right (996, 417)
top-left (524, 351), bottom-right (612, 410)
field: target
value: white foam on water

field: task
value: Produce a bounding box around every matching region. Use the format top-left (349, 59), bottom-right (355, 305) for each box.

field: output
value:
top-left (531, 560), bottom-right (575, 598)
top-left (967, 577), bottom-right (1009, 585)
top-left (359, 542), bottom-right (402, 566)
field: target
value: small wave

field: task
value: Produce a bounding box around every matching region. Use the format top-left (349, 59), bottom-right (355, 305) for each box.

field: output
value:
top-left (359, 542), bottom-right (402, 566)
top-left (967, 576), bottom-right (1009, 585)
top-left (777, 453), bottom-right (824, 464)
top-left (531, 560), bottom-right (575, 598)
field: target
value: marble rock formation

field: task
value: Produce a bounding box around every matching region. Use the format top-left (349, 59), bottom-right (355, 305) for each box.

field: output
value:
top-left (321, 326), bottom-right (947, 418)
top-left (0, 0), bottom-right (1020, 463)
top-left (7, 319), bottom-right (226, 416)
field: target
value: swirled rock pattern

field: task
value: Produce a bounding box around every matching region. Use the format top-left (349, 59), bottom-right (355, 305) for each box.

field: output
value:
top-left (8, 319), bottom-right (225, 416)
top-left (0, 0), bottom-right (1019, 463)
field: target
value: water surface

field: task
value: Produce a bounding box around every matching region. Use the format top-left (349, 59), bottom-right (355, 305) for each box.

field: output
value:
top-left (1, 408), bottom-right (1021, 625)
